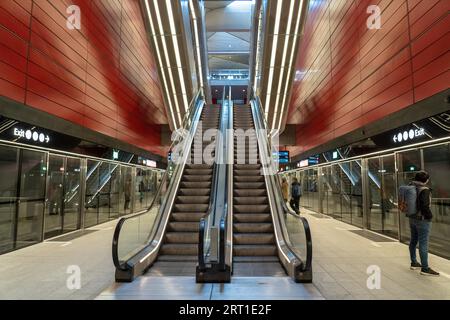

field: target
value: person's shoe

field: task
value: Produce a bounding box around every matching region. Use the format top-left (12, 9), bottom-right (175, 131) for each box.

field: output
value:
top-left (420, 268), bottom-right (440, 277)
top-left (410, 262), bottom-right (422, 270)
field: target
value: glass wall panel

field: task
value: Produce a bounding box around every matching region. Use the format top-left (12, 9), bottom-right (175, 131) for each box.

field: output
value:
top-left (422, 143), bottom-right (450, 259)
top-left (98, 162), bottom-right (111, 224)
top-left (135, 168), bottom-right (145, 212)
top-left (328, 165), bottom-right (342, 219)
top-left (109, 165), bottom-right (120, 219)
top-left (120, 166), bottom-right (133, 215)
top-left (85, 160), bottom-right (99, 227)
top-left (397, 149), bottom-right (422, 242)
top-left (63, 158), bottom-right (81, 233)
top-left (366, 156), bottom-right (398, 238)
top-left (44, 155), bottom-right (65, 239)
top-left (16, 149), bottom-right (46, 249)
top-left (0, 146), bottom-right (19, 254)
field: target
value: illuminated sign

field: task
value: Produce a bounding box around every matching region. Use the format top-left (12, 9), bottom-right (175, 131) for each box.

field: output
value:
top-left (393, 127), bottom-right (425, 143)
top-left (13, 128), bottom-right (50, 143)
top-left (112, 150), bottom-right (119, 160)
top-left (278, 151), bottom-right (290, 164)
top-left (332, 151), bottom-right (338, 159)
top-left (142, 159), bottom-right (157, 168)
top-left (299, 160), bottom-right (309, 167)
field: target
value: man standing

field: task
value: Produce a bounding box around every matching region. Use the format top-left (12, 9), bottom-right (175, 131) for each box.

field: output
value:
top-left (408, 171), bottom-right (439, 277)
top-left (290, 178), bottom-right (301, 214)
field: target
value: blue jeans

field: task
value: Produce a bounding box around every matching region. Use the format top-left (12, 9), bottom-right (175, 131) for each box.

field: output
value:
top-left (409, 218), bottom-right (432, 269)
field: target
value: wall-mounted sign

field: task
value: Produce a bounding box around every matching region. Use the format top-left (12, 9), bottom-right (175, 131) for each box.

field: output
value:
top-left (308, 155), bottom-right (319, 165)
top-left (278, 151), bottom-right (290, 164)
top-left (392, 127), bottom-right (425, 143)
top-left (332, 151), bottom-right (338, 159)
top-left (13, 128), bottom-right (50, 143)
top-left (112, 149), bottom-right (119, 160)
top-left (142, 159), bottom-right (157, 168)
top-left (298, 159), bottom-right (309, 167)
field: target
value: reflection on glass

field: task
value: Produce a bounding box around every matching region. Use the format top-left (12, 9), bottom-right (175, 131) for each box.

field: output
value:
top-left (0, 146), bottom-right (18, 254)
top-left (16, 150), bottom-right (46, 249)
top-left (44, 155), bottom-right (64, 239)
top-left (63, 158), bottom-right (81, 233)
top-left (85, 160), bottom-right (99, 227)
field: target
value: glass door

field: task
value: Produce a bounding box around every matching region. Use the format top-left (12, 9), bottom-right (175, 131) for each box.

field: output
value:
top-left (0, 145), bottom-right (19, 254)
top-left (16, 149), bottom-right (47, 249)
top-left (44, 155), bottom-right (65, 239)
top-left (63, 157), bottom-right (81, 233)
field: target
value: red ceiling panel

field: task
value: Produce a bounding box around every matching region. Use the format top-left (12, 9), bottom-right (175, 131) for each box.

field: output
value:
top-left (288, 0), bottom-right (449, 158)
top-left (0, 0), bottom-right (167, 156)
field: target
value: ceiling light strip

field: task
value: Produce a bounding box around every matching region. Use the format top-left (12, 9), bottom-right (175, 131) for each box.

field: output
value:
top-left (278, 0), bottom-right (304, 130)
top-left (189, 0), bottom-right (204, 90)
top-left (264, 0), bottom-right (283, 116)
top-left (253, 9), bottom-right (263, 94)
top-left (145, 0), bottom-right (178, 129)
top-left (153, 0), bottom-right (182, 127)
top-left (166, 0), bottom-right (189, 115)
top-left (271, 0), bottom-right (295, 130)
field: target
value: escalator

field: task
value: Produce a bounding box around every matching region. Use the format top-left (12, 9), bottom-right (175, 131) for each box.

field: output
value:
top-left (150, 105), bottom-right (220, 273)
top-left (113, 92), bottom-right (223, 281)
top-left (230, 98), bottom-right (313, 282)
top-left (232, 105), bottom-right (281, 274)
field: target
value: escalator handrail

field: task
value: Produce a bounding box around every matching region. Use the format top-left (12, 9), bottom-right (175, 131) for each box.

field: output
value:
top-left (251, 96), bottom-right (313, 276)
top-left (113, 90), bottom-right (203, 271)
top-left (198, 88), bottom-right (226, 270)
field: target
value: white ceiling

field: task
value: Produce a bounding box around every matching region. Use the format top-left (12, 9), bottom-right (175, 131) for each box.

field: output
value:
top-left (204, 0), bottom-right (253, 70)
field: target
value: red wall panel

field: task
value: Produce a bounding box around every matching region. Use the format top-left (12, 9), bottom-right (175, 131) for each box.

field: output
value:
top-left (0, 0), bottom-right (167, 156)
top-left (288, 0), bottom-right (449, 157)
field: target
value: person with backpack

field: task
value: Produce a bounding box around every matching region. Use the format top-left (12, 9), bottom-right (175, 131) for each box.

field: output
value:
top-left (290, 178), bottom-right (301, 214)
top-left (399, 171), bottom-right (439, 277)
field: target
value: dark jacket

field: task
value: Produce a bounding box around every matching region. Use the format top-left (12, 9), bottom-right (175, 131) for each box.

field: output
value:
top-left (411, 181), bottom-right (433, 220)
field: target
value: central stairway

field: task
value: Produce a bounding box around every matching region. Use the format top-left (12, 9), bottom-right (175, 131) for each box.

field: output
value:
top-left (232, 105), bottom-right (284, 276)
top-left (148, 105), bottom-right (220, 275)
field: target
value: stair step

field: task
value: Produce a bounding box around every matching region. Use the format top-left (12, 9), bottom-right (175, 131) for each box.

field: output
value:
top-left (185, 164), bottom-right (212, 170)
top-left (233, 244), bottom-right (277, 256)
top-left (233, 256), bottom-right (280, 263)
top-left (158, 255), bottom-right (198, 262)
top-left (160, 244), bottom-right (197, 255)
top-left (234, 213), bottom-right (272, 223)
top-left (168, 222), bottom-right (200, 232)
top-left (234, 176), bottom-right (264, 183)
top-left (165, 232), bottom-right (198, 244)
top-left (181, 181), bottom-right (211, 188)
top-left (172, 212), bottom-right (205, 222)
top-left (173, 204), bottom-right (209, 212)
top-left (234, 197), bottom-right (268, 205)
top-left (234, 170), bottom-right (261, 176)
top-left (233, 223), bottom-right (274, 233)
top-left (233, 233), bottom-right (275, 245)
top-left (179, 188), bottom-right (211, 196)
top-left (182, 175), bottom-right (212, 182)
top-left (184, 169), bottom-right (212, 175)
top-left (234, 164), bottom-right (261, 170)
top-left (233, 204), bottom-right (270, 213)
top-left (234, 189), bottom-right (266, 197)
top-left (176, 196), bottom-right (209, 204)
top-left (234, 182), bottom-right (265, 189)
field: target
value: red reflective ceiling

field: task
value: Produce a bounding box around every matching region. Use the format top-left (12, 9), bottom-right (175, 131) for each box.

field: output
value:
top-left (0, 0), bottom-right (168, 156)
top-left (287, 0), bottom-right (449, 157)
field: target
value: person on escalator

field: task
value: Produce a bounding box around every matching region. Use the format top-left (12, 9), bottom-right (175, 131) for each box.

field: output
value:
top-left (290, 178), bottom-right (302, 214)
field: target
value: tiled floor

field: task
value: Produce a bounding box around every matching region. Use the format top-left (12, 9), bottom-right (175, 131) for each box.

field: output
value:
top-left (0, 220), bottom-right (117, 300)
top-left (1, 208), bottom-right (450, 300)
top-left (96, 276), bottom-right (324, 300)
top-left (303, 209), bottom-right (450, 300)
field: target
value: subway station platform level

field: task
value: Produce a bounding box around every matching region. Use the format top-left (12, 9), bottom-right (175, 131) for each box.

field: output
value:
top-left (1, 209), bottom-right (449, 300)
